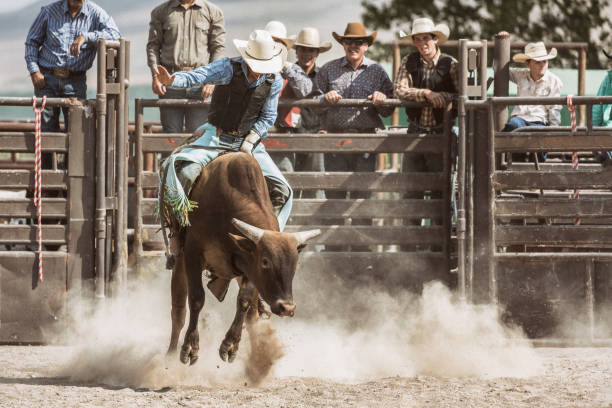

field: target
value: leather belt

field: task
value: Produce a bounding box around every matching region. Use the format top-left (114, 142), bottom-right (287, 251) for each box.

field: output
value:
top-left (41, 67), bottom-right (85, 79)
top-left (165, 65), bottom-right (196, 74)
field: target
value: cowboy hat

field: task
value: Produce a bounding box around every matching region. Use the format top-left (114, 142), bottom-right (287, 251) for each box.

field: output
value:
top-left (293, 27), bottom-right (331, 53)
top-left (264, 21), bottom-right (296, 49)
top-left (513, 42), bottom-right (557, 62)
top-left (332, 22), bottom-right (377, 45)
top-left (233, 30), bottom-right (284, 74)
top-left (604, 49), bottom-right (612, 59)
top-left (399, 18), bottom-right (449, 45)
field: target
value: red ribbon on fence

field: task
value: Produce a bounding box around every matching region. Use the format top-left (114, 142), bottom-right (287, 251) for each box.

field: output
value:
top-left (32, 96), bottom-right (47, 282)
top-left (567, 95), bottom-right (580, 225)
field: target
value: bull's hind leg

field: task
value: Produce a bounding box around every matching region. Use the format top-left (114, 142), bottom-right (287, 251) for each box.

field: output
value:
top-left (167, 253), bottom-right (187, 355)
top-left (219, 277), bottom-right (258, 362)
top-left (180, 240), bottom-right (206, 365)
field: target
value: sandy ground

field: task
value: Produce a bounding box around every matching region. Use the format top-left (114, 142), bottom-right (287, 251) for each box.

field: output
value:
top-left (0, 346), bottom-right (610, 408)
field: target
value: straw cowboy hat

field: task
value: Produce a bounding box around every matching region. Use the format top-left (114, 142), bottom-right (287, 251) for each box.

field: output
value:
top-left (264, 21), bottom-right (296, 49)
top-left (233, 30), bottom-right (284, 73)
top-left (332, 22), bottom-right (377, 45)
top-left (293, 27), bottom-right (332, 53)
top-left (513, 42), bottom-right (557, 62)
top-left (399, 18), bottom-right (449, 44)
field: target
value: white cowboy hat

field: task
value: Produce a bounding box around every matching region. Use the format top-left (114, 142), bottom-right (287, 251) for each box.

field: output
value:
top-left (399, 18), bottom-right (450, 44)
top-left (264, 21), bottom-right (296, 49)
top-left (233, 30), bottom-right (284, 74)
top-left (513, 42), bottom-right (557, 62)
top-left (293, 27), bottom-right (332, 53)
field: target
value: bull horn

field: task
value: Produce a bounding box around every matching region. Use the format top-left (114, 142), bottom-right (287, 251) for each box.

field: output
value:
top-left (231, 218), bottom-right (264, 243)
top-left (292, 229), bottom-right (321, 246)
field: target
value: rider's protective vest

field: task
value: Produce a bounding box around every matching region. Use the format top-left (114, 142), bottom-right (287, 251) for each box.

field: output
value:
top-left (404, 51), bottom-right (457, 125)
top-left (208, 60), bottom-right (274, 136)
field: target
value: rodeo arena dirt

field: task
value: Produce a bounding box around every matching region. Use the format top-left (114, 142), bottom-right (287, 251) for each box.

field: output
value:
top-left (2, 8), bottom-right (612, 407)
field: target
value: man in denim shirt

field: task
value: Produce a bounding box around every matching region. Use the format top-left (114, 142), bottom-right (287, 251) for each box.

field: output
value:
top-left (25, 0), bottom-right (120, 134)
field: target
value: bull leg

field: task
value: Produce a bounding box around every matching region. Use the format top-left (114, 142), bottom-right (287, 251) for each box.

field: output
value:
top-left (167, 252), bottom-right (187, 355)
top-left (180, 240), bottom-right (205, 365)
top-left (219, 277), bottom-right (258, 363)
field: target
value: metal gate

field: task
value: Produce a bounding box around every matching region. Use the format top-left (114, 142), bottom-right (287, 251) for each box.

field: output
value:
top-left (0, 39), bottom-right (130, 343)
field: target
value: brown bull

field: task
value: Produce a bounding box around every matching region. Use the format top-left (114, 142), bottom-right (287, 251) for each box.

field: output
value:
top-left (167, 152), bottom-right (320, 365)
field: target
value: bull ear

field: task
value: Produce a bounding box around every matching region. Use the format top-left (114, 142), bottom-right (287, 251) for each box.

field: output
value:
top-left (229, 233), bottom-right (256, 254)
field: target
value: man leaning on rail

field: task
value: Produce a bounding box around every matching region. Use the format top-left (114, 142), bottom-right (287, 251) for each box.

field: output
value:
top-left (25, 0), bottom-right (120, 149)
top-left (393, 18), bottom-right (458, 173)
top-left (393, 18), bottom-right (458, 251)
top-left (154, 30), bottom-right (290, 260)
top-left (314, 22), bottom-right (394, 251)
top-left (147, 0), bottom-right (225, 134)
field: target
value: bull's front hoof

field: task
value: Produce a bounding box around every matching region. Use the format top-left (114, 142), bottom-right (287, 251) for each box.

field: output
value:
top-left (219, 339), bottom-right (238, 363)
top-left (179, 345), bottom-right (191, 365)
top-left (189, 355), bottom-right (199, 365)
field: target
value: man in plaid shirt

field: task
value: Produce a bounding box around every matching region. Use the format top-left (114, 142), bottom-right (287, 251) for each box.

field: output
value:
top-left (394, 18), bottom-right (458, 174)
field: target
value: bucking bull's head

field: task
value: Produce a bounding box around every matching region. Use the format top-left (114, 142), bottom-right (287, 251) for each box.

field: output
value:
top-left (229, 218), bottom-right (320, 317)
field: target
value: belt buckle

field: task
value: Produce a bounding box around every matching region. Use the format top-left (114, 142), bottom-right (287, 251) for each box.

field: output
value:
top-left (53, 68), bottom-right (70, 79)
top-left (219, 133), bottom-right (243, 150)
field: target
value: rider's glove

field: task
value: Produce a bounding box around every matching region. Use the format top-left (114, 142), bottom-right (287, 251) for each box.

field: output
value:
top-left (240, 130), bottom-right (261, 154)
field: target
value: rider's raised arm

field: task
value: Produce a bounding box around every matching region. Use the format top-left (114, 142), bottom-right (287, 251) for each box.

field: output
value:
top-left (172, 57), bottom-right (235, 88)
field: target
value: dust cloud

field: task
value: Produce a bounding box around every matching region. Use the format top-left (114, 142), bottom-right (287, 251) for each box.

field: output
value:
top-left (51, 259), bottom-right (542, 389)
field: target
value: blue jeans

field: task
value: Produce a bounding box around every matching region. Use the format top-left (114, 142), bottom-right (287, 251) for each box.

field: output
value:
top-left (35, 70), bottom-right (87, 132)
top-left (503, 116), bottom-right (547, 162)
top-left (35, 70), bottom-right (87, 169)
top-left (160, 86), bottom-right (209, 133)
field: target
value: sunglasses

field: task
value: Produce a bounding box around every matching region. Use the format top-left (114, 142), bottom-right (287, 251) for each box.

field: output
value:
top-left (342, 38), bottom-right (368, 46)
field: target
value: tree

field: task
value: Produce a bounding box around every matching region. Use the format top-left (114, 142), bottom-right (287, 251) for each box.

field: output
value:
top-left (361, 0), bottom-right (612, 69)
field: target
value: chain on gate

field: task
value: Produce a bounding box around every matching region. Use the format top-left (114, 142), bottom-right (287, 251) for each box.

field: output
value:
top-left (567, 95), bottom-right (580, 226)
top-left (32, 96), bottom-right (47, 282)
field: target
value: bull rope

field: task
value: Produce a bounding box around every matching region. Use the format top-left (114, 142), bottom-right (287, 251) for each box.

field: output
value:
top-left (32, 96), bottom-right (47, 282)
top-left (567, 95), bottom-right (580, 225)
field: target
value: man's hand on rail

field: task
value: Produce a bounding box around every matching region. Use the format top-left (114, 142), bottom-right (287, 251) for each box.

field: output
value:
top-left (324, 90), bottom-right (342, 104)
top-left (30, 72), bottom-right (45, 89)
top-left (70, 35), bottom-right (85, 57)
top-left (425, 90), bottom-right (446, 108)
top-left (154, 66), bottom-right (176, 87)
top-left (201, 84), bottom-right (215, 99)
top-left (152, 77), bottom-right (166, 96)
top-left (368, 91), bottom-right (387, 105)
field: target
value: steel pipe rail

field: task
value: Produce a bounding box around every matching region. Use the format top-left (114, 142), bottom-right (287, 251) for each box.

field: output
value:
top-left (139, 98), bottom-right (429, 109)
top-left (490, 96), bottom-right (612, 106)
top-left (393, 39), bottom-right (588, 50)
top-left (0, 97), bottom-right (80, 107)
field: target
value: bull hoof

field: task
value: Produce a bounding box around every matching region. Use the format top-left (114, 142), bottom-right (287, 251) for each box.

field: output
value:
top-left (180, 346), bottom-right (190, 365)
top-left (219, 339), bottom-right (238, 363)
top-left (189, 355), bottom-right (199, 365)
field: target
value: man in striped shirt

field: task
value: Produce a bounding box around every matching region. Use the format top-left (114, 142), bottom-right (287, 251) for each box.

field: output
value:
top-left (25, 0), bottom-right (120, 134)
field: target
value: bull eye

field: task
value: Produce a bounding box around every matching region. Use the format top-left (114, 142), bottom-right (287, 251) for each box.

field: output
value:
top-left (261, 257), bottom-right (271, 268)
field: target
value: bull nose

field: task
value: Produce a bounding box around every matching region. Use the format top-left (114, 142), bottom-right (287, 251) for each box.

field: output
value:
top-left (277, 301), bottom-right (296, 317)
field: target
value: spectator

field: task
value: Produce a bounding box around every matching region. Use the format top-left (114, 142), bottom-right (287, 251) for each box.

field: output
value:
top-left (25, 0), bottom-right (120, 136)
top-left (503, 41), bottom-right (563, 162)
top-left (284, 27), bottom-right (332, 199)
top-left (394, 17), bottom-right (458, 174)
top-left (316, 22), bottom-right (393, 184)
top-left (394, 17), bottom-right (457, 251)
top-left (316, 22), bottom-right (394, 251)
top-left (594, 49), bottom-right (612, 166)
top-left (147, 0), bottom-right (225, 134)
top-left (264, 21), bottom-right (297, 172)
